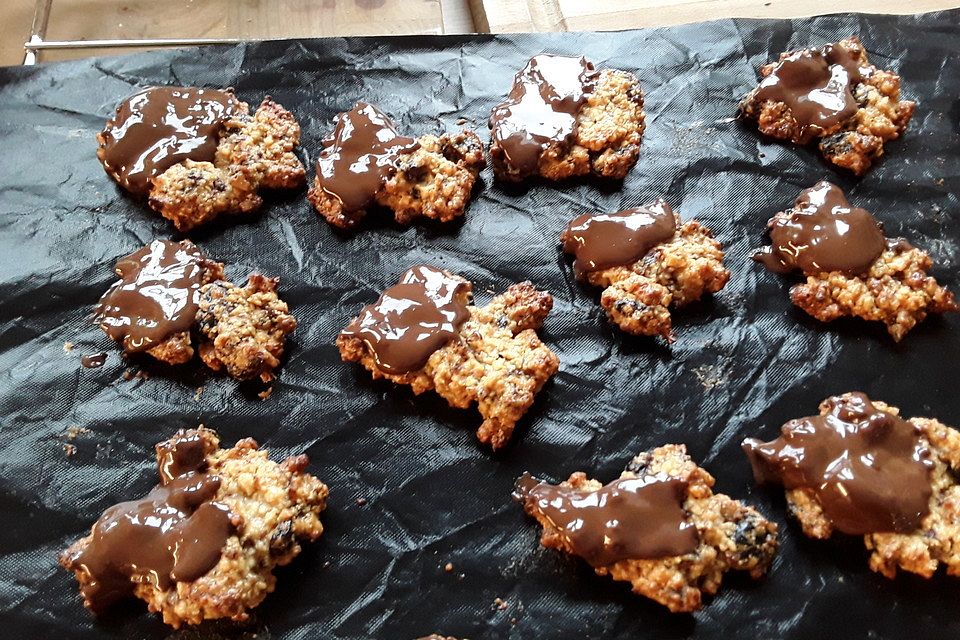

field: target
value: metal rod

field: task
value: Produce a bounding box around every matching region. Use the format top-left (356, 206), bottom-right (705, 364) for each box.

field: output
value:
top-left (25, 37), bottom-right (247, 51)
top-left (23, 0), bottom-right (53, 65)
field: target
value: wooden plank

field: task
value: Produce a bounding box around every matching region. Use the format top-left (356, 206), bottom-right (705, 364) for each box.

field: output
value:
top-left (477, 0), bottom-right (960, 32)
top-left (2, 0), bottom-right (452, 66)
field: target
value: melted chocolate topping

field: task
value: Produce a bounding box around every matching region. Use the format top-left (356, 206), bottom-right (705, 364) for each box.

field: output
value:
top-left (315, 102), bottom-right (420, 213)
top-left (99, 86), bottom-right (242, 195)
top-left (754, 42), bottom-right (871, 143)
top-left (743, 393), bottom-right (933, 535)
top-left (562, 200), bottom-right (677, 278)
top-left (341, 265), bottom-right (470, 374)
top-left (752, 181), bottom-right (887, 276)
top-left (66, 431), bottom-right (234, 611)
top-left (513, 472), bottom-right (698, 566)
top-left (490, 54), bottom-right (599, 176)
top-left (80, 352), bottom-right (108, 368)
top-left (95, 240), bottom-right (208, 353)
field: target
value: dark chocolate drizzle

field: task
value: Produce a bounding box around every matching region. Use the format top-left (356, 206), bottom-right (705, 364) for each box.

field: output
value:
top-left (743, 392), bottom-right (933, 535)
top-left (752, 181), bottom-right (887, 276)
top-left (754, 42), bottom-right (870, 143)
top-left (98, 86), bottom-right (242, 195)
top-left (80, 352), bottom-right (108, 368)
top-left (562, 200), bottom-right (677, 278)
top-left (66, 431), bottom-right (234, 611)
top-left (513, 472), bottom-right (698, 566)
top-left (489, 54), bottom-right (598, 176)
top-left (95, 240), bottom-right (208, 353)
top-left (315, 102), bottom-right (420, 213)
top-left (341, 265), bottom-right (470, 374)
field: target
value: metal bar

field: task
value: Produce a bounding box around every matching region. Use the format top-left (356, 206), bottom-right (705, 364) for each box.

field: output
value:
top-left (23, 0), bottom-right (53, 65)
top-left (25, 37), bottom-right (247, 51)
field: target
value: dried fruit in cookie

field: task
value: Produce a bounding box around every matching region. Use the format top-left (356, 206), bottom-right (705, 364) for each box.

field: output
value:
top-left (98, 86), bottom-right (305, 231)
top-left (739, 37), bottom-right (915, 175)
top-left (560, 200), bottom-right (730, 341)
top-left (489, 54), bottom-right (645, 182)
top-left (752, 181), bottom-right (956, 340)
top-left (515, 445), bottom-right (778, 612)
top-left (337, 266), bottom-right (559, 449)
top-left (743, 392), bottom-right (960, 578)
top-left (60, 427), bottom-right (328, 627)
top-left (308, 102), bottom-right (484, 229)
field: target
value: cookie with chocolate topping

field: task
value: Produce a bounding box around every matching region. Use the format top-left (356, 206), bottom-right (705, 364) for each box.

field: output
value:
top-left (489, 54), bottom-right (646, 183)
top-left (743, 392), bottom-right (960, 579)
top-left (739, 37), bottom-right (915, 175)
top-left (308, 102), bottom-right (485, 229)
top-left (561, 200), bottom-right (730, 341)
top-left (753, 181), bottom-right (956, 340)
top-left (514, 445), bottom-right (778, 612)
top-left (95, 239), bottom-right (297, 382)
top-left (60, 427), bottom-right (329, 628)
top-left (336, 266), bottom-right (559, 449)
top-left (98, 86), bottom-right (305, 231)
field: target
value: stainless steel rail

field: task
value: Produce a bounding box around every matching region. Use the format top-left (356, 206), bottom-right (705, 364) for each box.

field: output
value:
top-left (22, 0), bottom-right (244, 65)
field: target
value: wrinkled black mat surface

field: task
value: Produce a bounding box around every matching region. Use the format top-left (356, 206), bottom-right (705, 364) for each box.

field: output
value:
top-left (1, 9), bottom-right (959, 640)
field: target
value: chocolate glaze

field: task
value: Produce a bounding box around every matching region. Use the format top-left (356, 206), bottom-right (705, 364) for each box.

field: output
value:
top-left (66, 431), bottom-right (234, 611)
top-left (95, 240), bottom-right (208, 353)
top-left (754, 42), bottom-right (870, 143)
top-left (562, 200), bottom-right (677, 278)
top-left (513, 472), bottom-right (698, 566)
top-left (743, 393), bottom-right (933, 535)
top-left (341, 265), bottom-right (470, 374)
top-left (489, 54), bottom-right (599, 176)
top-left (315, 102), bottom-right (420, 213)
top-left (752, 181), bottom-right (887, 276)
top-left (99, 86), bottom-right (242, 195)
top-left (80, 352), bottom-right (108, 368)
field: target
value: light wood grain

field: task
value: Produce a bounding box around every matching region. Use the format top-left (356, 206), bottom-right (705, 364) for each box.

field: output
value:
top-left (474, 0), bottom-right (960, 32)
top-left (2, 0), bottom-right (455, 66)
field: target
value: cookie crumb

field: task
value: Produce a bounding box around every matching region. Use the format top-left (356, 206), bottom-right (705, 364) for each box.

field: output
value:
top-left (356, 497), bottom-right (368, 506)
top-left (63, 342), bottom-right (74, 353)
top-left (444, 562), bottom-right (454, 572)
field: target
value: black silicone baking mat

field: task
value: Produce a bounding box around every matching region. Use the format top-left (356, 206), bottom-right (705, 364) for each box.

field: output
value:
top-left (1, 9), bottom-right (959, 639)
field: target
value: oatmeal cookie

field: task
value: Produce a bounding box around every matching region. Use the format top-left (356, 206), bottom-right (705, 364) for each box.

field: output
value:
top-left (60, 427), bottom-right (329, 628)
top-left (308, 102), bottom-right (485, 229)
top-left (744, 393), bottom-right (960, 579)
top-left (95, 240), bottom-right (296, 381)
top-left (98, 87), bottom-right (305, 231)
top-left (739, 37), bottom-right (915, 175)
top-left (561, 201), bottom-right (729, 340)
top-left (753, 182), bottom-right (956, 340)
top-left (337, 266), bottom-right (559, 449)
top-left (197, 274), bottom-right (299, 383)
top-left (516, 445), bottom-right (778, 612)
top-left (490, 55), bottom-right (645, 182)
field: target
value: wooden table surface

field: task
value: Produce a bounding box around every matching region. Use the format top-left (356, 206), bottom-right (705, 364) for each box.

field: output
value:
top-left (3, 0), bottom-right (959, 66)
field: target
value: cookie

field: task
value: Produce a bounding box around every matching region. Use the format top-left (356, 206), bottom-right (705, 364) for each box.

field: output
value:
top-left (98, 87), bottom-right (305, 231)
top-left (739, 37), bottom-right (915, 175)
top-left (489, 54), bottom-right (645, 182)
top-left (515, 445), bottom-right (778, 612)
top-left (95, 239), bottom-right (296, 382)
top-left (753, 181), bottom-right (956, 340)
top-left (308, 102), bottom-right (484, 229)
top-left (561, 200), bottom-right (729, 340)
top-left (743, 392), bottom-right (960, 578)
top-left (336, 265), bottom-right (559, 449)
top-left (60, 427), bottom-right (329, 627)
